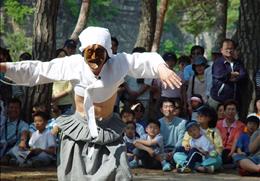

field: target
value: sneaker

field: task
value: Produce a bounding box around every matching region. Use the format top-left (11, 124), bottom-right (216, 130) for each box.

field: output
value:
top-left (176, 163), bottom-right (181, 169)
top-left (177, 167), bottom-right (192, 173)
top-left (162, 162), bottom-right (171, 172)
top-left (129, 159), bottom-right (138, 169)
top-left (205, 165), bottom-right (214, 174)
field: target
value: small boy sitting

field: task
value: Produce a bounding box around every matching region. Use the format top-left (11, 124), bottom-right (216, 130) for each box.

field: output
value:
top-left (232, 115), bottom-right (260, 175)
top-left (123, 121), bottom-right (138, 161)
top-left (8, 111), bottom-right (56, 167)
top-left (129, 120), bottom-right (171, 171)
top-left (175, 120), bottom-right (216, 173)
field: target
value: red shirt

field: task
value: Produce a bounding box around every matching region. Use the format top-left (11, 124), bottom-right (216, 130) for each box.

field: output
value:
top-left (216, 119), bottom-right (245, 150)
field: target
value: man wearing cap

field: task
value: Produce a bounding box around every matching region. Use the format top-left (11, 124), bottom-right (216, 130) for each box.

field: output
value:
top-left (0, 27), bottom-right (181, 180)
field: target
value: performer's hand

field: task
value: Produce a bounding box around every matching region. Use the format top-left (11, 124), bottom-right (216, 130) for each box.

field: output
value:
top-left (158, 63), bottom-right (182, 89)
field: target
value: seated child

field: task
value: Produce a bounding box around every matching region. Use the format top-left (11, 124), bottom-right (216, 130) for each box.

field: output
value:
top-left (129, 120), bottom-right (171, 171)
top-left (29, 103), bottom-right (50, 134)
top-left (29, 104), bottom-right (61, 136)
top-left (175, 120), bottom-right (217, 173)
top-left (123, 121), bottom-right (138, 161)
top-left (8, 111), bottom-right (56, 167)
top-left (120, 107), bottom-right (135, 123)
top-left (120, 106), bottom-right (145, 137)
top-left (232, 115), bottom-right (260, 176)
top-left (233, 115), bottom-right (259, 157)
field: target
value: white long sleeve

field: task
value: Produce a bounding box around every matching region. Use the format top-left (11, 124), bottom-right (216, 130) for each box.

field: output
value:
top-left (5, 55), bottom-right (82, 86)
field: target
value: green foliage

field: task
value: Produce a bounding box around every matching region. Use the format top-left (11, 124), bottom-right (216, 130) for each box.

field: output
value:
top-left (161, 39), bottom-right (192, 56)
top-left (64, 0), bottom-right (80, 18)
top-left (0, 19), bottom-right (4, 34)
top-left (88, 0), bottom-right (119, 26)
top-left (183, 43), bottom-right (193, 55)
top-left (162, 39), bottom-right (176, 53)
top-left (3, 31), bottom-right (32, 62)
top-left (227, 0), bottom-right (240, 30)
top-left (63, 0), bottom-right (118, 26)
top-left (4, 0), bottom-right (34, 24)
top-left (166, 0), bottom-right (216, 37)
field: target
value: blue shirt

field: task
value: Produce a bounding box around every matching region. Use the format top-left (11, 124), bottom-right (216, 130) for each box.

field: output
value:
top-left (159, 116), bottom-right (187, 152)
top-left (0, 118), bottom-right (28, 144)
top-left (183, 64), bottom-right (194, 81)
top-left (236, 132), bottom-right (250, 155)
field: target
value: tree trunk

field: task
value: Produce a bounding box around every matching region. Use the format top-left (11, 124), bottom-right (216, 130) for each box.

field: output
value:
top-left (70, 0), bottom-right (91, 40)
top-left (214, 0), bottom-right (228, 50)
top-left (151, 0), bottom-right (168, 52)
top-left (23, 0), bottom-right (60, 122)
top-left (134, 0), bottom-right (157, 51)
top-left (237, 0), bottom-right (260, 120)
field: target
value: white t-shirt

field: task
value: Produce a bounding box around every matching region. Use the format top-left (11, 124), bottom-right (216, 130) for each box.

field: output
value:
top-left (189, 134), bottom-right (215, 153)
top-left (140, 133), bottom-right (164, 155)
top-left (29, 129), bottom-right (56, 150)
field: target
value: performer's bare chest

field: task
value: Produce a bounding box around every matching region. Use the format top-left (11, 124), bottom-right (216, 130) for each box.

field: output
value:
top-left (74, 93), bottom-right (117, 119)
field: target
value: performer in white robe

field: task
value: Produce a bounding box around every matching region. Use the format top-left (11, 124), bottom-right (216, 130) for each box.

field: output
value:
top-left (0, 26), bottom-right (181, 181)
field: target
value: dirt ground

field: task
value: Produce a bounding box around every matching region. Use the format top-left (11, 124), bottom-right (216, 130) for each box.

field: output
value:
top-left (1, 166), bottom-right (259, 181)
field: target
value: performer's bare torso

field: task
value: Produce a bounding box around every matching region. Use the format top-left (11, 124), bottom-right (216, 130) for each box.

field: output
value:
top-left (75, 93), bottom-right (117, 119)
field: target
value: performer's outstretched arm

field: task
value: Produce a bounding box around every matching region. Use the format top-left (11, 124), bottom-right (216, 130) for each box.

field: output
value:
top-left (0, 55), bottom-right (82, 86)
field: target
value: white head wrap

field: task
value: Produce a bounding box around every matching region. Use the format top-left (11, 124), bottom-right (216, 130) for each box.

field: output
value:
top-left (79, 26), bottom-right (112, 57)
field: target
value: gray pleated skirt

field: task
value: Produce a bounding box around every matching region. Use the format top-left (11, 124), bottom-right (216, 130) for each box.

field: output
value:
top-left (56, 112), bottom-right (132, 181)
